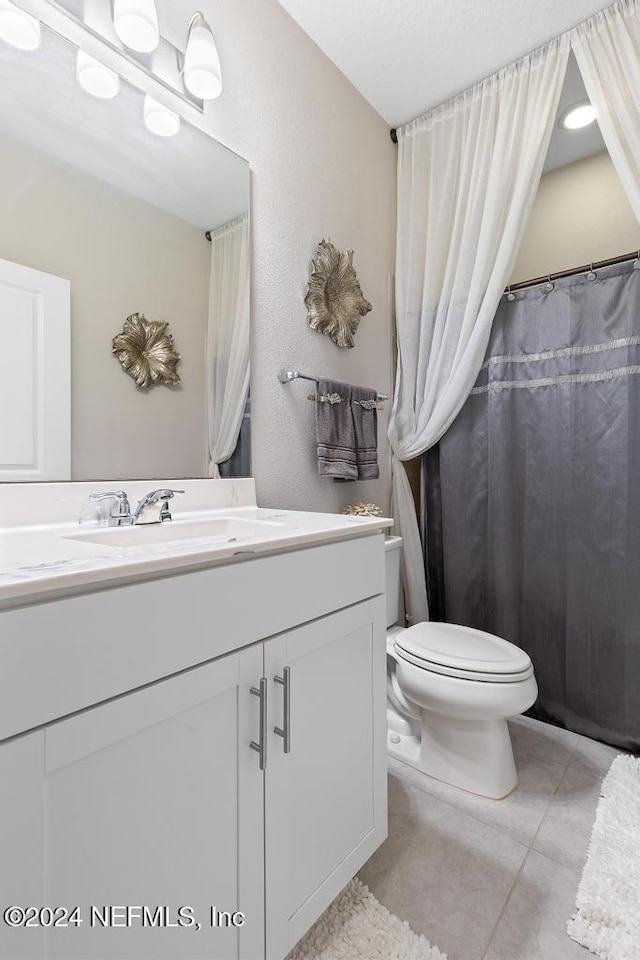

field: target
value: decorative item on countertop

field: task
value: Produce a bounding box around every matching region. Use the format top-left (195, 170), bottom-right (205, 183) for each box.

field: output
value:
top-left (305, 239), bottom-right (372, 349)
top-left (112, 313), bottom-right (180, 388)
top-left (341, 502), bottom-right (383, 517)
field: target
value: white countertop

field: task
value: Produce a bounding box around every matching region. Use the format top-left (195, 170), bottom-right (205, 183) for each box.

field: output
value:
top-left (0, 504), bottom-right (393, 608)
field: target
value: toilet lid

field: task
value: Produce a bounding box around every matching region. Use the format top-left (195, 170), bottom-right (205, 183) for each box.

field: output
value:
top-left (394, 622), bottom-right (533, 683)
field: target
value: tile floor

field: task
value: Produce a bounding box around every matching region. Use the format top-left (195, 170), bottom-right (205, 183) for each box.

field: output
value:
top-left (359, 715), bottom-right (623, 960)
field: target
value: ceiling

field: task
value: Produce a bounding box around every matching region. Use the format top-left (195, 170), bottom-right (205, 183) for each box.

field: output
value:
top-left (276, 0), bottom-right (611, 127)
top-left (543, 52), bottom-right (605, 173)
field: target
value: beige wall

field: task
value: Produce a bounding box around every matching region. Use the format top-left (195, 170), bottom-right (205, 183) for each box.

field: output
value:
top-left (194, 0), bottom-right (396, 514)
top-left (0, 135), bottom-right (211, 481)
top-left (512, 151), bottom-right (640, 284)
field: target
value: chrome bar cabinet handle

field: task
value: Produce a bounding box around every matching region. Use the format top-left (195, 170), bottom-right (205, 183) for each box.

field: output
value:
top-left (250, 678), bottom-right (267, 770)
top-left (274, 666), bottom-right (291, 754)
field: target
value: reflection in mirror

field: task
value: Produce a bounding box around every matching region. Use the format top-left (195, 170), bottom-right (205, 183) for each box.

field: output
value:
top-left (0, 13), bottom-right (250, 482)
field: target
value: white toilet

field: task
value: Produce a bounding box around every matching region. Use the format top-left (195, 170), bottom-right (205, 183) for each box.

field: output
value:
top-left (384, 536), bottom-right (537, 799)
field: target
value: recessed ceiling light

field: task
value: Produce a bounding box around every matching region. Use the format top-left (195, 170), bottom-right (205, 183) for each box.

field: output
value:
top-left (0, 1), bottom-right (41, 50)
top-left (560, 101), bottom-right (597, 131)
top-left (76, 50), bottom-right (120, 99)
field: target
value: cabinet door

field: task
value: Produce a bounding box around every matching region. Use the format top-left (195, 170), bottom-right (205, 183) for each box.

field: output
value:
top-left (264, 597), bottom-right (387, 958)
top-left (0, 729), bottom-right (48, 960)
top-left (0, 647), bottom-right (265, 960)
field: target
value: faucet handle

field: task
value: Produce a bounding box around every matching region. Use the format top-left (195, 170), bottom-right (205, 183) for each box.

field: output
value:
top-left (150, 489), bottom-right (185, 501)
top-left (89, 489), bottom-right (129, 503)
top-left (88, 491), bottom-right (131, 525)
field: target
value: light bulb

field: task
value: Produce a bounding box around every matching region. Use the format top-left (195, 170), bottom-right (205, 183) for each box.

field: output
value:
top-left (143, 95), bottom-right (180, 137)
top-left (560, 101), bottom-right (597, 131)
top-left (0, 1), bottom-right (41, 50)
top-left (183, 13), bottom-right (222, 100)
top-left (113, 0), bottom-right (159, 53)
top-left (76, 50), bottom-right (120, 99)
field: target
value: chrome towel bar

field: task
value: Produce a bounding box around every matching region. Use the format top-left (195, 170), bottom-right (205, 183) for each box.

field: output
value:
top-left (277, 368), bottom-right (388, 404)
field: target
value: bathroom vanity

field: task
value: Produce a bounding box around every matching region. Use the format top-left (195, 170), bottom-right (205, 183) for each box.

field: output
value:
top-left (0, 480), bottom-right (391, 960)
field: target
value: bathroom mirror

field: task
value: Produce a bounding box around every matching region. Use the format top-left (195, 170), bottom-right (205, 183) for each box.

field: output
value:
top-left (0, 14), bottom-right (250, 481)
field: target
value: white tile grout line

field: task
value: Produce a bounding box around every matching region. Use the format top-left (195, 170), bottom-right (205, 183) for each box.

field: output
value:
top-left (479, 752), bottom-right (574, 960)
top-left (480, 846), bottom-right (535, 960)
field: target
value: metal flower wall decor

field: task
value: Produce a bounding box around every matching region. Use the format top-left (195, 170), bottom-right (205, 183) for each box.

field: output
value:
top-left (305, 239), bottom-right (372, 349)
top-left (112, 313), bottom-right (181, 389)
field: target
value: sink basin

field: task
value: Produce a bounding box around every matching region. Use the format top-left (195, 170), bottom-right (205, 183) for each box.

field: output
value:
top-left (65, 516), bottom-right (284, 548)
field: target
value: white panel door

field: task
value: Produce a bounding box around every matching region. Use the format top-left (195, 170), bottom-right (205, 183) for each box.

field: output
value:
top-left (0, 257), bottom-right (70, 480)
top-left (0, 648), bottom-right (265, 960)
top-left (264, 597), bottom-right (388, 958)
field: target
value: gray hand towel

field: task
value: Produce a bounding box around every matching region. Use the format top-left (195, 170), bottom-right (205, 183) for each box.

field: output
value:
top-left (316, 378), bottom-right (357, 481)
top-left (351, 385), bottom-right (380, 480)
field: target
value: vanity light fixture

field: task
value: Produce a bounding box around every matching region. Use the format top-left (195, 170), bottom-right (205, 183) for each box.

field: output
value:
top-left (6, 0), bottom-right (226, 137)
top-left (113, 0), bottom-right (159, 54)
top-left (560, 100), bottom-right (597, 131)
top-left (0, 0), bottom-right (40, 50)
top-left (183, 12), bottom-right (222, 100)
top-left (31, 0), bottom-right (226, 115)
top-left (76, 49), bottom-right (120, 99)
top-left (143, 94), bottom-right (180, 137)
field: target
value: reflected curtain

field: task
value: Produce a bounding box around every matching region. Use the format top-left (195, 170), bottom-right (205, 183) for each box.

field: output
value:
top-left (388, 36), bottom-right (570, 624)
top-left (571, 0), bottom-right (640, 219)
top-left (218, 394), bottom-right (251, 479)
top-left (425, 262), bottom-right (640, 751)
top-left (207, 213), bottom-right (250, 478)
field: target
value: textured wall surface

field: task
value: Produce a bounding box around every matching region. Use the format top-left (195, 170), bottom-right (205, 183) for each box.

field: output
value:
top-left (186, 0), bottom-right (396, 514)
top-left (512, 151), bottom-right (640, 283)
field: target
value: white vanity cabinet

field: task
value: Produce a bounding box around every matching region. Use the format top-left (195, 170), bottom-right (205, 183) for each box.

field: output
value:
top-left (0, 534), bottom-right (387, 960)
top-left (265, 599), bottom-right (387, 957)
top-left (0, 647), bottom-right (265, 960)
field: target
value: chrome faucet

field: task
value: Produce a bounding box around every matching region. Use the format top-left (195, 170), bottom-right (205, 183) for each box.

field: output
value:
top-left (88, 488), bottom-right (184, 526)
top-left (132, 488), bottom-right (184, 524)
top-left (89, 491), bottom-right (132, 527)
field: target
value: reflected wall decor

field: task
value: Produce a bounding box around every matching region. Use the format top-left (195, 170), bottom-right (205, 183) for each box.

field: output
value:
top-left (112, 313), bottom-right (181, 389)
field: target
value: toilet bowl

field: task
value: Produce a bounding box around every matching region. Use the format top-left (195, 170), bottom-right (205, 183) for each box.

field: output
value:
top-left (384, 537), bottom-right (537, 799)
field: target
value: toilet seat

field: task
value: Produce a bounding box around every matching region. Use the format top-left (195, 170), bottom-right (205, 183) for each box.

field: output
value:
top-left (394, 622), bottom-right (533, 683)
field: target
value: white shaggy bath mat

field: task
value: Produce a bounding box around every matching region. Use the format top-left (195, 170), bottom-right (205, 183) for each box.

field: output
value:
top-left (286, 877), bottom-right (446, 960)
top-left (567, 753), bottom-right (640, 960)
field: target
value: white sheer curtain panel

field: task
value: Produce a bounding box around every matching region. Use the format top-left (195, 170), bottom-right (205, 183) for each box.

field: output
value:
top-left (207, 213), bottom-right (250, 478)
top-left (572, 0), bottom-right (640, 220)
top-left (389, 37), bottom-right (570, 623)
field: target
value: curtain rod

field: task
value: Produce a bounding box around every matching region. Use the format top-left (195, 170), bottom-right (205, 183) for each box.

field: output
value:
top-left (506, 250), bottom-right (640, 293)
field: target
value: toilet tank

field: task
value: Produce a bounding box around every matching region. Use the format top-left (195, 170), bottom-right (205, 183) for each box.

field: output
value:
top-left (384, 536), bottom-right (403, 628)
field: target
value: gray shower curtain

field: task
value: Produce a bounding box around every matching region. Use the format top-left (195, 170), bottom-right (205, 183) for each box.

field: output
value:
top-left (423, 260), bottom-right (640, 751)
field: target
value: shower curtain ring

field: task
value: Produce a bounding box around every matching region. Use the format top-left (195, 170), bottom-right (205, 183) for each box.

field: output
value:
top-left (506, 285), bottom-right (516, 302)
top-left (544, 275), bottom-right (554, 291)
top-left (634, 250), bottom-right (640, 270)
top-left (587, 263), bottom-right (597, 281)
